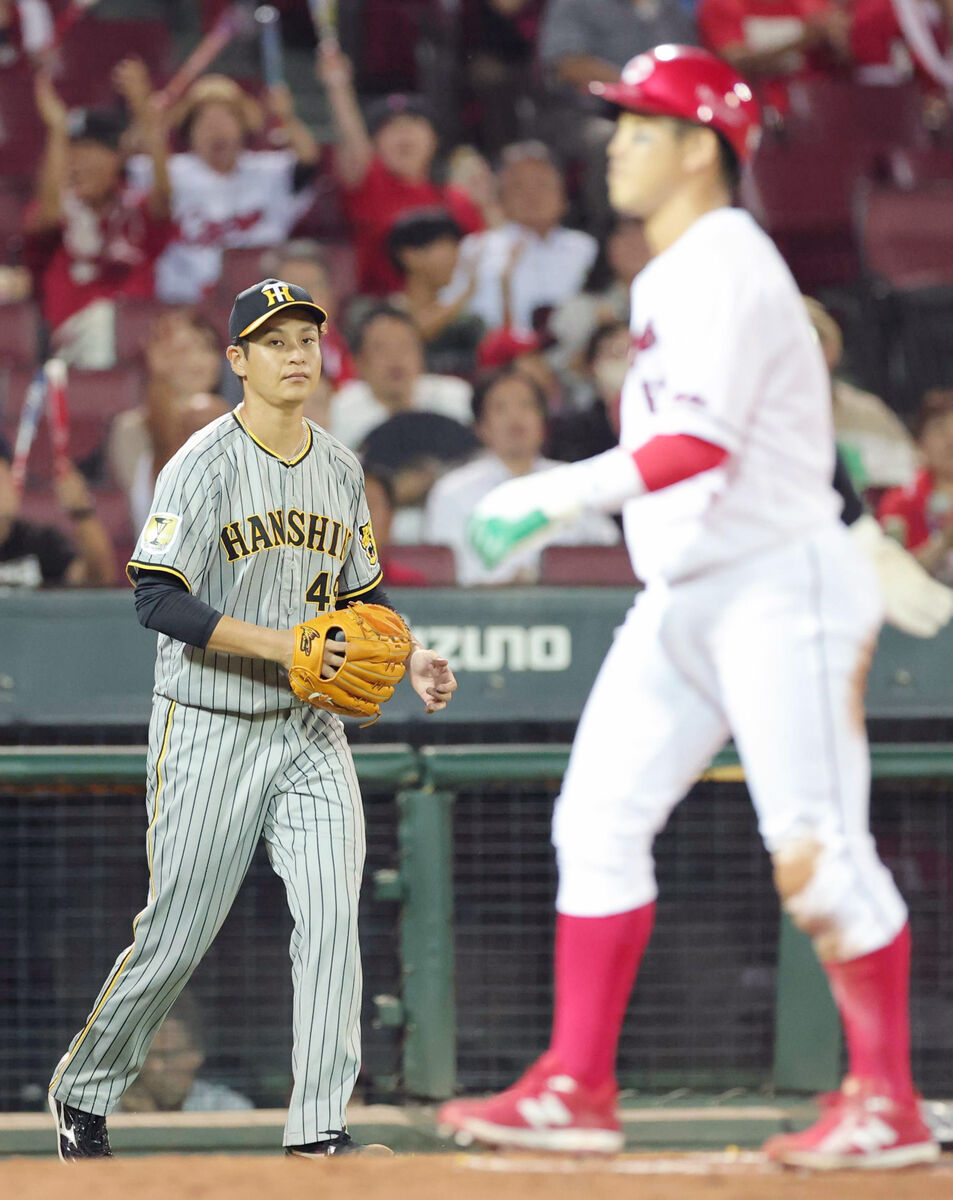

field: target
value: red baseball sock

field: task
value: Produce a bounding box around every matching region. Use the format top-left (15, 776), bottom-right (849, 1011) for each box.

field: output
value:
top-left (548, 902), bottom-right (656, 1090)
top-left (824, 922), bottom-right (914, 1102)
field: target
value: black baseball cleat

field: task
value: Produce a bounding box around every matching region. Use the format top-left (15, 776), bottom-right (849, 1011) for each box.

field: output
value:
top-left (49, 1094), bottom-right (112, 1162)
top-left (286, 1131), bottom-right (394, 1158)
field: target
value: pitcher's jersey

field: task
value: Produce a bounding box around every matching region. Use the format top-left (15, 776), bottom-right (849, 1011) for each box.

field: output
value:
top-left (620, 207), bottom-right (841, 585)
top-left (127, 411), bottom-right (383, 715)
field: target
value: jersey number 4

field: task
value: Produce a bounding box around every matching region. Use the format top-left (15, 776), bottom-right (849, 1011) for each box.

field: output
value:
top-left (306, 570), bottom-right (337, 611)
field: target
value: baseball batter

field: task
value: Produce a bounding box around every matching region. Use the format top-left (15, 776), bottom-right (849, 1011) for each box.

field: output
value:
top-left (438, 47), bottom-right (940, 1170)
top-left (48, 278), bottom-right (456, 1161)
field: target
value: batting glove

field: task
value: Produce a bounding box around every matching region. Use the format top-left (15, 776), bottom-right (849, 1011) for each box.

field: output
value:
top-left (469, 448), bottom-right (643, 569)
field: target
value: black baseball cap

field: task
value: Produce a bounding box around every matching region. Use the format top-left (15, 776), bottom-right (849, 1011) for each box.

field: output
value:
top-left (366, 93), bottom-right (435, 137)
top-left (228, 278), bottom-right (329, 343)
top-left (67, 108), bottom-right (127, 151)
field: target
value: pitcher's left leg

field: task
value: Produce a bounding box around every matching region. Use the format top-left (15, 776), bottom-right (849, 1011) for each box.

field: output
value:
top-left (716, 532), bottom-right (937, 1169)
top-left (263, 711), bottom-right (365, 1148)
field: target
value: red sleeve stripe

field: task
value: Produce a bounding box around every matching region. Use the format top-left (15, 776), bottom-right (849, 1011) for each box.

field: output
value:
top-left (632, 434), bottom-right (728, 493)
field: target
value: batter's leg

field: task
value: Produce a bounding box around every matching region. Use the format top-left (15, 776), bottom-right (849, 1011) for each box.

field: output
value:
top-left (438, 588), bottom-right (730, 1151)
top-left (715, 535), bottom-right (906, 973)
top-left (50, 702), bottom-right (289, 1115)
top-left (549, 588), bottom-right (729, 1088)
top-left (715, 529), bottom-right (935, 1166)
top-left (263, 711), bottom-right (365, 1147)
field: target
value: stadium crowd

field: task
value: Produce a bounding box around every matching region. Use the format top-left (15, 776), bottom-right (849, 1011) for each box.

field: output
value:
top-left (0, 0), bottom-right (952, 588)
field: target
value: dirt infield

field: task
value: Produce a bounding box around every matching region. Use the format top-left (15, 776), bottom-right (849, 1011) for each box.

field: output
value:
top-left (4, 1152), bottom-right (953, 1199)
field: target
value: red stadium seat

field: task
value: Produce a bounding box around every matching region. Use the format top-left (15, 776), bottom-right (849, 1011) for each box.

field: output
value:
top-left (0, 184), bottom-right (27, 257)
top-left (51, 20), bottom-right (173, 108)
top-left (356, 0), bottom-right (439, 90)
top-left (113, 298), bottom-right (175, 363)
top-left (19, 486), bottom-right (133, 541)
top-left (6, 364), bottom-right (143, 423)
top-left (1, 364), bottom-right (142, 484)
top-left (86, 487), bottom-right (135, 549)
top-left (0, 22), bottom-right (172, 176)
top-left (18, 486), bottom-right (132, 581)
top-left (386, 543), bottom-right (456, 585)
top-left (16, 491), bottom-right (63, 528)
top-left (540, 544), bottom-right (636, 586)
top-left (0, 302), bottom-right (41, 366)
top-left (885, 146), bottom-right (953, 190)
top-left (291, 175), bottom-right (350, 241)
top-left (0, 61), bottom-right (47, 179)
top-left (858, 185), bottom-right (953, 290)
top-left (220, 240), bottom-right (358, 304)
top-left (219, 247), bottom-right (268, 300)
top-left (0, 411), bottom-right (116, 487)
top-left (785, 79), bottom-right (927, 151)
top-left (740, 134), bottom-right (874, 289)
top-left (320, 242), bottom-right (359, 302)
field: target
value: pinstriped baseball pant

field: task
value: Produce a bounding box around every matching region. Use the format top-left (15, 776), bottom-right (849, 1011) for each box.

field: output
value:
top-left (49, 698), bottom-right (366, 1145)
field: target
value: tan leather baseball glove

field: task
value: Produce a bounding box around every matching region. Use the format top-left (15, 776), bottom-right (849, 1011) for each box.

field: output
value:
top-left (289, 602), bottom-right (413, 721)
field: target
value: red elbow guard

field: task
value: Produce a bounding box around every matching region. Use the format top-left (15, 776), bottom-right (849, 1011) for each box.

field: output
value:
top-left (632, 434), bottom-right (728, 493)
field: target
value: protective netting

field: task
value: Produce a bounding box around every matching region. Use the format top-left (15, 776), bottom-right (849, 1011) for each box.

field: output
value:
top-left (452, 781), bottom-right (779, 1092)
top-left (0, 782), bottom-right (400, 1112)
top-left (1, 770), bottom-right (950, 1110)
top-left (451, 777), bottom-right (953, 1095)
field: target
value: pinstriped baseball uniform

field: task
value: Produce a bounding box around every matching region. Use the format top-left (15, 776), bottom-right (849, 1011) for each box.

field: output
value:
top-left (50, 409), bottom-right (383, 1144)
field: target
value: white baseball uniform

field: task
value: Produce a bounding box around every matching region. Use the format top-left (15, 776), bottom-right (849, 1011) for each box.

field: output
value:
top-left (553, 208), bottom-right (907, 961)
top-left (128, 152), bottom-right (313, 303)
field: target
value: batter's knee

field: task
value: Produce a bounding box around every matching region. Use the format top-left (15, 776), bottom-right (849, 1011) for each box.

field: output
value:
top-left (771, 833), bottom-right (906, 962)
top-left (552, 788), bottom-right (666, 915)
top-left (554, 832), bottom-right (657, 917)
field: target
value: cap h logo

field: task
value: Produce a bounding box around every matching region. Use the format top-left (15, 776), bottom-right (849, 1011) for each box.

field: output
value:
top-left (261, 282), bottom-right (294, 307)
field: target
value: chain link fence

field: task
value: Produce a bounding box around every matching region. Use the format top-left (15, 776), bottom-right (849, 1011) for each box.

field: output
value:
top-left (1, 763), bottom-right (951, 1110)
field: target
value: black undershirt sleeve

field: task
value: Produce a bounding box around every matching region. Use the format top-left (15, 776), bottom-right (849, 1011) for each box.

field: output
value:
top-left (137, 572), bottom-right (395, 649)
top-left (833, 447), bottom-right (864, 527)
top-left (134, 570), bottom-right (222, 649)
top-left (336, 581), bottom-right (394, 611)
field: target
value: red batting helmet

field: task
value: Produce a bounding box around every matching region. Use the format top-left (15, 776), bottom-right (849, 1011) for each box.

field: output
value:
top-left (590, 45), bottom-right (762, 163)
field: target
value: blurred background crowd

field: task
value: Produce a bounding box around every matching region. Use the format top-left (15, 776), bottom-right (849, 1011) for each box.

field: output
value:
top-left (1, 0), bottom-right (952, 591)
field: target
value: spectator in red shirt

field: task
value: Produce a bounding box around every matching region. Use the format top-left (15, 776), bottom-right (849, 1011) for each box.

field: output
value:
top-left (24, 60), bottom-right (172, 367)
top-left (698, 0), bottom-right (852, 113)
top-left (318, 42), bottom-right (484, 295)
top-left (878, 389), bottom-right (953, 584)
top-left (849, 0), bottom-right (951, 98)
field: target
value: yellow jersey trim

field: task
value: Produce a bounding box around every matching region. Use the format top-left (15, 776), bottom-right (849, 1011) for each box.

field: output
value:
top-left (701, 764), bottom-right (746, 783)
top-left (126, 561), bottom-right (193, 593)
top-left (147, 701), bottom-right (175, 900)
top-left (338, 569), bottom-right (384, 601)
top-left (50, 700), bottom-right (177, 1093)
top-left (232, 410), bottom-right (313, 466)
